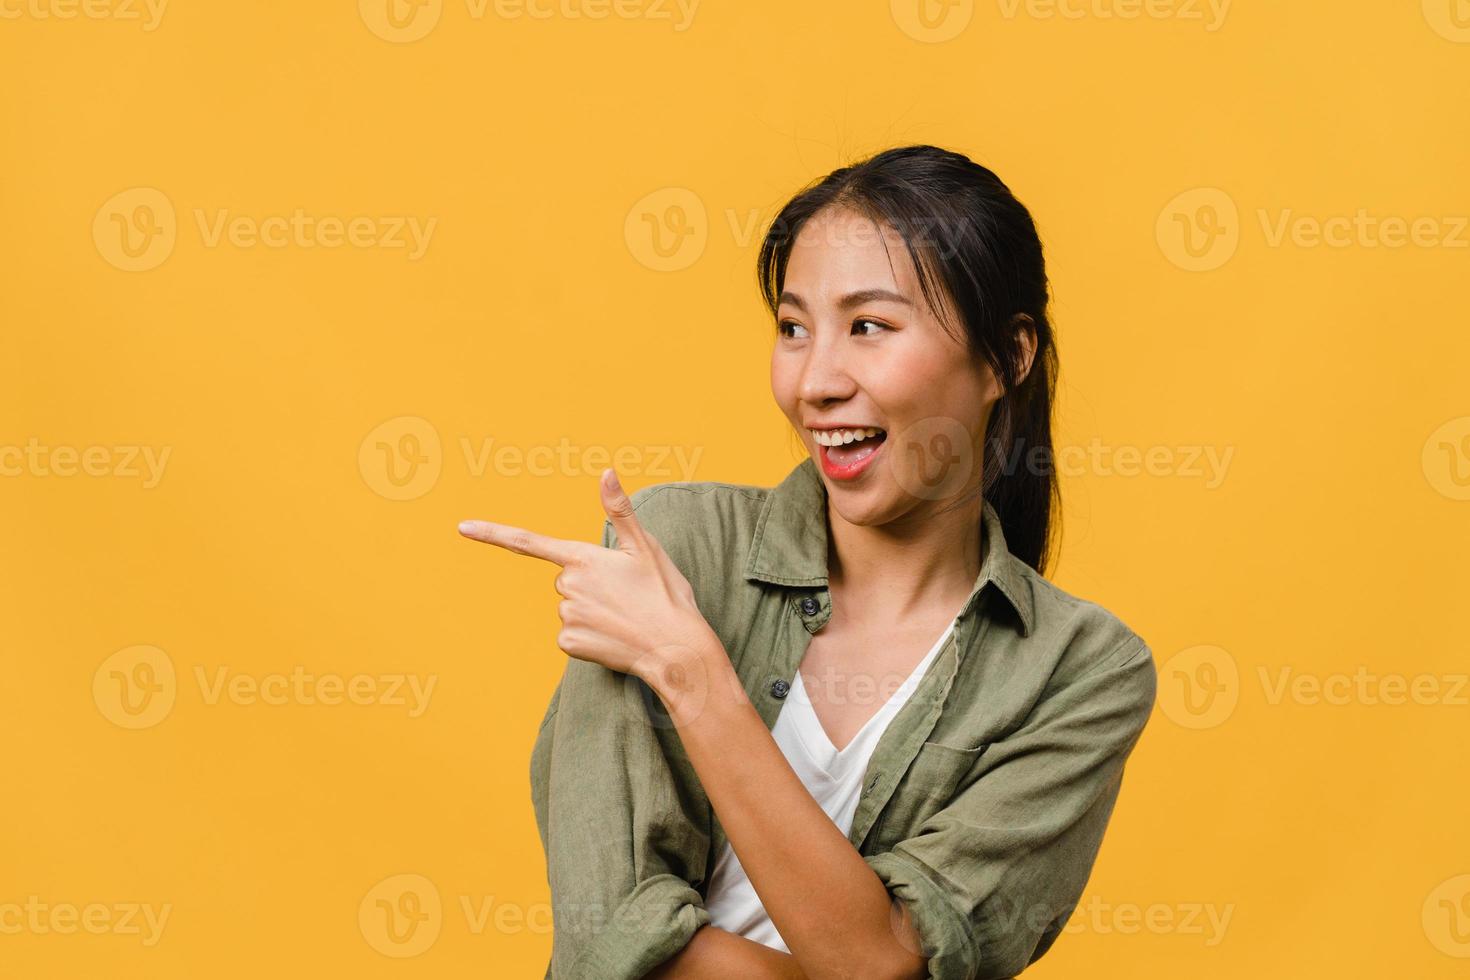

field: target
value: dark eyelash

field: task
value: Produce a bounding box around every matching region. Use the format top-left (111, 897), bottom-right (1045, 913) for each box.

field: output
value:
top-left (777, 318), bottom-right (887, 336)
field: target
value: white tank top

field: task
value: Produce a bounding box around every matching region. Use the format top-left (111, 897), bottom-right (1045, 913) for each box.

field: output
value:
top-left (703, 617), bottom-right (959, 951)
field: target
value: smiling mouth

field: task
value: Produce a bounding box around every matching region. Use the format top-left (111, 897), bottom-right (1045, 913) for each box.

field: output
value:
top-left (809, 426), bottom-right (888, 475)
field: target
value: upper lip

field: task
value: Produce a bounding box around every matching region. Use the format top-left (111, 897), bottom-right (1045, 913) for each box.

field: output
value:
top-left (805, 422), bottom-right (885, 430)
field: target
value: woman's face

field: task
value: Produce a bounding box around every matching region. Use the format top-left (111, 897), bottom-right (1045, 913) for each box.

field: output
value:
top-left (770, 205), bottom-right (1006, 529)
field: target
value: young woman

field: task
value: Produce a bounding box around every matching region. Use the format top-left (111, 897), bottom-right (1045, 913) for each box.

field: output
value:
top-left (460, 145), bottom-right (1158, 979)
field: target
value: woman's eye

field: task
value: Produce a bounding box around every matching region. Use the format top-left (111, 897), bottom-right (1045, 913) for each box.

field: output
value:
top-left (777, 320), bottom-right (808, 339)
top-left (853, 318), bottom-right (888, 335)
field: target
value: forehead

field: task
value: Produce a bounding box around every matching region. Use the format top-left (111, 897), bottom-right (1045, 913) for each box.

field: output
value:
top-left (783, 206), bottom-right (919, 294)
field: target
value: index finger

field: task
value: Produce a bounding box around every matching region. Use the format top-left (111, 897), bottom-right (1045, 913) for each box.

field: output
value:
top-left (457, 520), bottom-right (591, 566)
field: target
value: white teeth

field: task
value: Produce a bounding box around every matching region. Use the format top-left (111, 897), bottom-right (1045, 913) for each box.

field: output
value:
top-left (808, 427), bottom-right (884, 447)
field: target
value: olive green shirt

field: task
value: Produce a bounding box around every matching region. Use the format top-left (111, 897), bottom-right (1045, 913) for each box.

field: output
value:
top-left (530, 457), bottom-right (1157, 979)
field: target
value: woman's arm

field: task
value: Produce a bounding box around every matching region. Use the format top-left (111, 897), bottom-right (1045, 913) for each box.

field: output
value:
top-left (462, 472), bottom-right (925, 979)
top-left (645, 925), bottom-right (808, 979)
top-left (531, 653), bottom-right (713, 979)
top-left (644, 641), bottom-right (929, 980)
top-left (525, 504), bottom-right (717, 979)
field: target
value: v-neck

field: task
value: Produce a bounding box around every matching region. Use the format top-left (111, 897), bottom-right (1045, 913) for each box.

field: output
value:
top-left (789, 619), bottom-right (957, 771)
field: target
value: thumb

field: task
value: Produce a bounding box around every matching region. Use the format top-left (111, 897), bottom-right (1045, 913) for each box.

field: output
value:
top-left (600, 468), bottom-right (648, 552)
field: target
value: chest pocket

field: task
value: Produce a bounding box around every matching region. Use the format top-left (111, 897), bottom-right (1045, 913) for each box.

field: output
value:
top-left (869, 740), bottom-right (987, 850)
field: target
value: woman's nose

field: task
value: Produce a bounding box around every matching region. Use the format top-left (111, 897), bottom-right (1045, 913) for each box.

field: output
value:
top-left (797, 335), bottom-right (858, 404)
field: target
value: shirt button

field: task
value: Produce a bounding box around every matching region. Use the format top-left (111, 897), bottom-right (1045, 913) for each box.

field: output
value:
top-left (770, 679), bottom-right (790, 699)
top-left (799, 596), bottom-right (819, 615)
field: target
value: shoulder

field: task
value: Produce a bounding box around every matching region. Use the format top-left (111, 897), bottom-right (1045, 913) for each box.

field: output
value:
top-left (623, 477), bottom-right (770, 540)
top-left (607, 476), bottom-right (772, 570)
top-left (1009, 559), bottom-right (1156, 690)
top-left (626, 477), bottom-right (770, 525)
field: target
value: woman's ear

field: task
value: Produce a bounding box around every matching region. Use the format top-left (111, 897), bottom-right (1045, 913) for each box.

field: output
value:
top-left (1009, 313), bottom-right (1039, 389)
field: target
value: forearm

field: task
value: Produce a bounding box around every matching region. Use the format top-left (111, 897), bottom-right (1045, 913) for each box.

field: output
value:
top-left (645, 925), bottom-right (806, 979)
top-left (643, 639), bottom-right (928, 980)
top-left (539, 660), bottom-right (712, 979)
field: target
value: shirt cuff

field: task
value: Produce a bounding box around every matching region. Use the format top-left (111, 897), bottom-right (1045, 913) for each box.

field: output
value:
top-left (560, 873), bottom-right (711, 980)
top-left (865, 850), bottom-right (979, 980)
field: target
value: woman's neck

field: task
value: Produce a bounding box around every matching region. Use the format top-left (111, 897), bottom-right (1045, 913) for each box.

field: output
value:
top-left (825, 496), bottom-right (987, 624)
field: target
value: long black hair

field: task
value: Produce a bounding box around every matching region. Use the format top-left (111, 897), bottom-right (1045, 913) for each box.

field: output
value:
top-left (756, 144), bottom-right (1060, 574)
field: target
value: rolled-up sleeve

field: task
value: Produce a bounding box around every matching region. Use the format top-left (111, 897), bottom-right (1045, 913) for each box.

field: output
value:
top-left (529, 508), bottom-right (712, 979)
top-left (865, 634), bottom-right (1158, 980)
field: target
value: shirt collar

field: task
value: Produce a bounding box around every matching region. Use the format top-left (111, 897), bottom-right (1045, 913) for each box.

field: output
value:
top-left (743, 456), bottom-right (1036, 637)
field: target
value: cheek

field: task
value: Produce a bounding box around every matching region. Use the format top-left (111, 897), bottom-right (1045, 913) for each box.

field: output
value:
top-left (769, 356), bottom-right (799, 414)
top-left (870, 350), bottom-right (993, 446)
top-left (866, 346), bottom-right (955, 412)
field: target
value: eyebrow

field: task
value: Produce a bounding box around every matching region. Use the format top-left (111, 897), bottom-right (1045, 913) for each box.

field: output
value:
top-left (777, 288), bottom-right (912, 312)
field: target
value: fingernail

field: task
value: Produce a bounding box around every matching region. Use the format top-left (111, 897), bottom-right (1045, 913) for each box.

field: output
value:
top-left (458, 521), bottom-right (476, 535)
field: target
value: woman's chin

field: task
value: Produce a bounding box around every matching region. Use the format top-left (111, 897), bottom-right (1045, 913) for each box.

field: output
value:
top-left (823, 484), bottom-right (904, 528)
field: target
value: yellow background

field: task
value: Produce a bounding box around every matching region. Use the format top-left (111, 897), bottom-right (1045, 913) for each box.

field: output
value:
top-left (3, 0), bottom-right (1469, 976)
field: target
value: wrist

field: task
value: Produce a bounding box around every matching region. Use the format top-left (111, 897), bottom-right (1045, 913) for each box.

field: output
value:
top-left (638, 627), bottom-right (738, 727)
